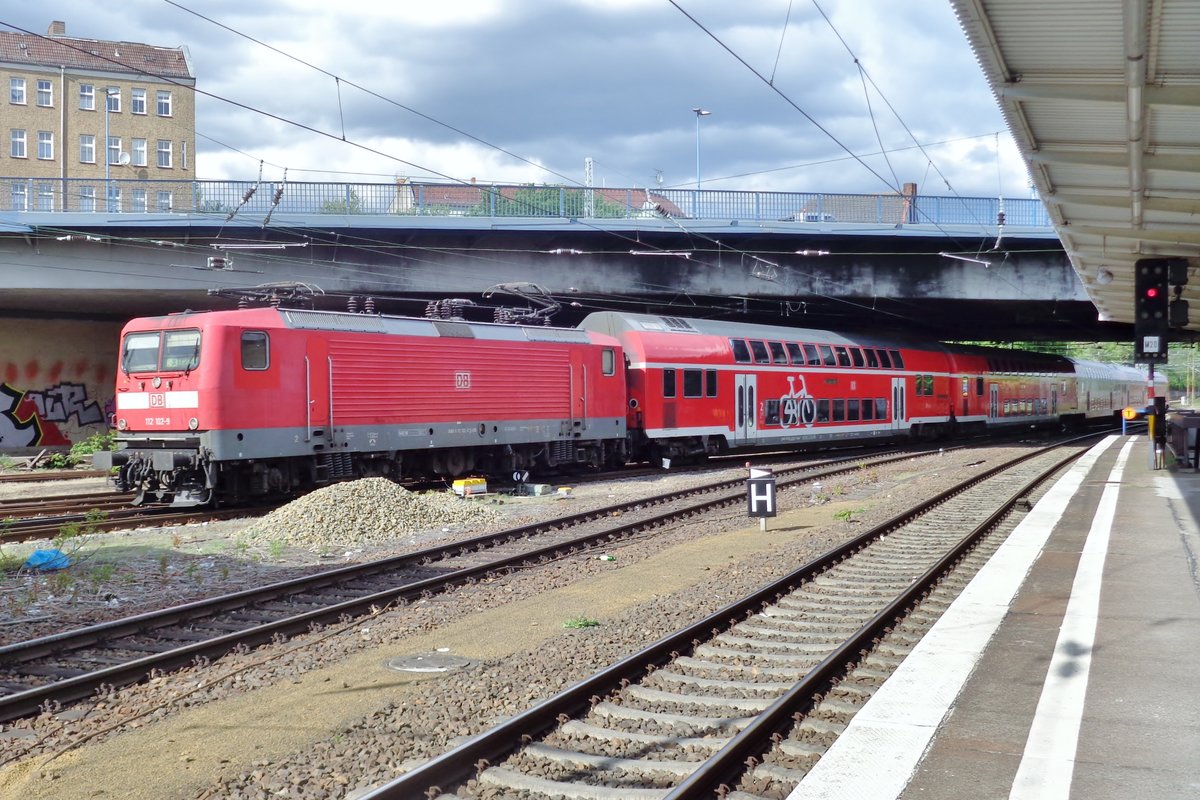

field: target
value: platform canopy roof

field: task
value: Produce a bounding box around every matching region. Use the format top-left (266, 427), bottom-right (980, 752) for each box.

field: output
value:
top-left (951, 0), bottom-right (1200, 332)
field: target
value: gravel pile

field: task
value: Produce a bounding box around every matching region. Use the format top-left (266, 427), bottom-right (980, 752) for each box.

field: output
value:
top-left (239, 478), bottom-right (500, 551)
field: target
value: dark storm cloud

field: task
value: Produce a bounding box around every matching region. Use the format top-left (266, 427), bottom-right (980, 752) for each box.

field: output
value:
top-left (1, 2), bottom-right (1027, 198)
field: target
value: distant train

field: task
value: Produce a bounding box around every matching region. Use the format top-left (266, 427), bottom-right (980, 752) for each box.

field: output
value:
top-left (95, 306), bottom-right (1162, 506)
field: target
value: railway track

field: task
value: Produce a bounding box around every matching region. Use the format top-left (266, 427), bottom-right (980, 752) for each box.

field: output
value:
top-left (0, 447), bottom-right (924, 723)
top-left (357, 435), bottom-right (1097, 799)
top-left (0, 496), bottom-right (266, 545)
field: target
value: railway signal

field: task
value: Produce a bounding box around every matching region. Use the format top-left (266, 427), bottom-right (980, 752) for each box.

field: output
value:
top-left (1134, 257), bottom-right (1171, 363)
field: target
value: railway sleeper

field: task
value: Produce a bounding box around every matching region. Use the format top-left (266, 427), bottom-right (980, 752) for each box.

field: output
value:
top-left (590, 701), bottom-right (754, 734)
top-left (624, 684), bottom-right (773, 714)
top-left (556, 719), bottom-right (729, 754)
top-left (479, 766), bottom-right (664, 800)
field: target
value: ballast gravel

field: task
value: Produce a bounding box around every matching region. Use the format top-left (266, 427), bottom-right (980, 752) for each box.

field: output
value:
top-left (239, 477), bottom-right (501, 551)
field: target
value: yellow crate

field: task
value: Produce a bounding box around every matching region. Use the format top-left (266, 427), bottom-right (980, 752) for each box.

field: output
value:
top-left (452, 478), bottom-right (487, 496)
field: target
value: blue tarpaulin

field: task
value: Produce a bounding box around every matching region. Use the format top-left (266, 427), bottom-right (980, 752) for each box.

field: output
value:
top-left (23, 549), bottom-right (70, 571)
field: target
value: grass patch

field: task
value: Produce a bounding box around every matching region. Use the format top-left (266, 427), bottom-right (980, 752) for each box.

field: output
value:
top-left (562, 615), bottom-right (601, 629)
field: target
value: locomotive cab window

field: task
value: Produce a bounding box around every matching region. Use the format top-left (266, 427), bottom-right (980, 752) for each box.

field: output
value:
top-left (241, 331), bottom-right (269, 371)
top-left (730, 339), bottom-right (751, 363)
top-left (121, 332), bottom-right (161, 373)
top-left (162, 329), bottom-right (201, 372)
top-left (602, 349), bottom-right (615, 376)
top-left (750, 340), bottom-right (770, 364)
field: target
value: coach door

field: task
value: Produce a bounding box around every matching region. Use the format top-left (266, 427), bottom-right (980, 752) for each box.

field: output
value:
top-left (735, 374), bottom-right (758, 445)
top-left (891, 377), bottom-right (906, 431)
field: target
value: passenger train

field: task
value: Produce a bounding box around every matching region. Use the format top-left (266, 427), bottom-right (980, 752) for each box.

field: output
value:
top-left (95, 305), bottom-right (1161, 506)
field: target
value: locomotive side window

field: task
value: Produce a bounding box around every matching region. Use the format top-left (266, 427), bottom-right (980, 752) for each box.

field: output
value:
top-left (241, 331), bottom-right (269, 370)
top-left (683, 369), bottom-right (703, 398)
top-left (750, 340), bottom-right (770, 364)
top-left (121, 332), bottom-right (161, 373)
top-left (705, 369), bottom-right (718, 397)
top-left (803, 343), bottom-right (820, 365)
top-left (850, 348), bottom-right (865, 367)
top-left (889, 350), bottom-right (904, 369)
top-left (731, 339), bottom-right (751, 363)
top-left (768, 341), bottom-right (787, 364)
top-left (819, 345), bottom-right (836, 366)
top-left (876, 349), bottom-right (892, 369)
top-left (786, 342), bottom-right (804, 365)
top-left (602, 349), bottom-right (615, 376)
top-left (162, 329), bottom-right (201, 372)
top-left (663, 369), bottom-right (677, 398)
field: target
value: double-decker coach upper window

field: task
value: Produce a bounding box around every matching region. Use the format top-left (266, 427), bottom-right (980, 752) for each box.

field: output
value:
top-left (768, 342), bottom-right (787, 364)
top-left (865, 349), bottom-right (879, 368)
top-left (786, 342), bottom-right (804, 365)
top-left (241, 331), bottom-right (269, 370)
top-left (889, 350), bottom-right (904, 369)
top-left (162, 329), bottom-right (201, 372)
top-left (819, 345), bottom-right (836, 366)
top-left (731, 339), bottom-right (751, 363)
top-left (835, 346), bottom-right (851, 367)
top-left (803, 343), bottom-right (819, 365)
top-left (121, 332), bottom-right (160, 373)
top-left (750, 340), bottom-right (770, 364)
top-left (877, 349), bottom-right (892, 369)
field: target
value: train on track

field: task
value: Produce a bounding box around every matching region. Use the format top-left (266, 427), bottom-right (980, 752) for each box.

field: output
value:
top-left (95, 305), bottom-right (1162, 506)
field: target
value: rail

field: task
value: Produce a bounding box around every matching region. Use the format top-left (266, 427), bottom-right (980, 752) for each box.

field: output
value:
top-left (0, 176), bottom-right (1053, 229)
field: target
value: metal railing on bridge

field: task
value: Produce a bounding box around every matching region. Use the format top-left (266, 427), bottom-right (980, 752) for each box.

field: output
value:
top-left (0, 177), bottom-right (1052, 230)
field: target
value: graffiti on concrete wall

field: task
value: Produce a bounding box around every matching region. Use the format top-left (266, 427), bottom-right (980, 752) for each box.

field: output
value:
top-left (25, 382), bottom-right (105, 427)
top-left (0, 383), bottom-right (71, 447)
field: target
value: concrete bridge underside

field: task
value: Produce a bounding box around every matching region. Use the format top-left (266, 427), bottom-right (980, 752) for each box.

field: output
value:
top-left (0, 217), bottom-right (1100, 342)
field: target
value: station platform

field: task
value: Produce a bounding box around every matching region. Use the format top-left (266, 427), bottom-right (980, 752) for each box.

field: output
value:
top-left (787, 434), bottom-right (1200, 800)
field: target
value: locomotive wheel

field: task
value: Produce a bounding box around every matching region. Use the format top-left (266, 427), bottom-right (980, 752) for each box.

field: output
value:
top-left (443, 448), bottom-right (467, 477)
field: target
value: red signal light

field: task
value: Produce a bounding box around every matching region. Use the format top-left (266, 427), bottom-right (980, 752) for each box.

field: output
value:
top-left (1146, 287), bottom-right (1159, 298)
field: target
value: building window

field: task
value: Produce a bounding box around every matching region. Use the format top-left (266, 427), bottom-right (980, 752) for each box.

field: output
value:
top-left (79, 83), bottom-right (95, 110)
top-left (11, 183), bottom-right (27, 211)
top-left (10, 78), bottom-right (25, 105)
top-left (107, 136), bottom-right (121, 166)
top-left (181, 141), bottom-right (188, 170)
top-left (79, 186), bottom-right (96, 212)
top-left (156, 90), bottom-right (172, 117)
top-left (36, 183), bottom-right (54, 211)
top-left (132, 188), bottom-right (147, 212)
top-left (79, 134), bottom-right (96, 164)
top-left (10, 129), bottom-right (26, 158)
top-left (131, 138), bottom-right (147, 167)
top-left (156, 191), bottom-right (173, 212)
top-left (37, 131), bottom-right (53, 160)
top-left (35, 79), bottom-right (53, 107)
top-left (131, 88), bottom-right (146, 115)
top-left (106, 185), bottom-right (121, 212)
top-left (106, 88), bottom-right (121, 113)
top-left (156, 139), bottom-right (172, 168)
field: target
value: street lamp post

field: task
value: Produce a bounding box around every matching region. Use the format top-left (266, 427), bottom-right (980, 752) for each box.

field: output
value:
top-left (692, 107), bottom-right (711, 191)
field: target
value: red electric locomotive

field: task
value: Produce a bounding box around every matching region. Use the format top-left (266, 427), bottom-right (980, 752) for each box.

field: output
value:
top-left (97, 307), bottom-right (628, 506)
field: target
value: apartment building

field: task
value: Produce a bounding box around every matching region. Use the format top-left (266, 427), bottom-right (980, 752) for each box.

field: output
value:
top-left (0, 20), bottom-right (195, 212)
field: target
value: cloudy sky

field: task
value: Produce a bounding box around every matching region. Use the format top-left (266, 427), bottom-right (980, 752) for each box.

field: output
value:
top-left (2, 1), bottom-right (1031, 200)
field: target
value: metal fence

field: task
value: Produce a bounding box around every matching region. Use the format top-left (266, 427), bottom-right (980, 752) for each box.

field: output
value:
top-left (0, 177), bottom-right (1052, 229)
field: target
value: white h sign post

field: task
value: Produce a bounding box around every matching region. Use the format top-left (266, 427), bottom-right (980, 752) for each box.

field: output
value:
top-left (746, 466), bottom-right (777, 531)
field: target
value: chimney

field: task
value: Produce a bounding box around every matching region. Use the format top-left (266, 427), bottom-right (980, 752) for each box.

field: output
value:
top-left (902, 182), bottom-right (918, 197)
top-left (48, 21), bottom-right (66, 37)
